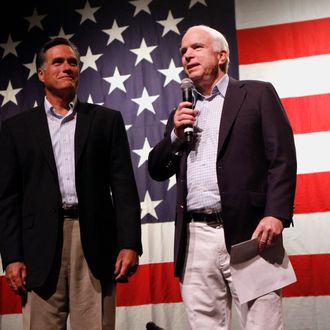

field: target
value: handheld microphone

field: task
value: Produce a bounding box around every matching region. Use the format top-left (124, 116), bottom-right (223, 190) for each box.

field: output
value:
top-left (146, 321), bottom-right (164, 330)
top-left (180, 78), bottom-right (194, 144)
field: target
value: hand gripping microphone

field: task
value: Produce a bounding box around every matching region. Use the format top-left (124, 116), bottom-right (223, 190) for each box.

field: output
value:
top-left (180, 78), bottom-right (194, 144)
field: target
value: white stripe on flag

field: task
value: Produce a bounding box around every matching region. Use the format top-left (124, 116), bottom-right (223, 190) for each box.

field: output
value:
top-left (2, 297), bottom-right (330, 330)
top-left (284, 212), bottom-right (330, 255)
top-left (231, 296), bottom-right (330, 329)
top-left (0, 315), bottom-right (23, 330)
top-left (295, 132), bottom-right (330, 174)
top-left (283, 296), bottom-right (330, 329)
top-left (116, 302), bottom-right (188, 330)
top-left (239, 54), bottom-right (330, 98)
top-left (0, 257), bottom-right (3, 275)
top-left (141, 212), bottom-right (330, 264)
top-left (0, 222), bottom-right (173, 271)
top-left (140, 222), bottom-right (174, 265)
top-left (235, 0), bottom-right (330, 29)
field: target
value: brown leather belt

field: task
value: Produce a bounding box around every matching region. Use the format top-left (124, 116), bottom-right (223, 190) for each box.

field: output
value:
top-left (62, 204), bottom-right (79, 219)
top-left (187, 211), bottom-right (223, 225)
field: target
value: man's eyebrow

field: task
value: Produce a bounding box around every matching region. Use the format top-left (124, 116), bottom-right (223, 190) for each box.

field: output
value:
top-left (180, 42), bottom-right (205, 53)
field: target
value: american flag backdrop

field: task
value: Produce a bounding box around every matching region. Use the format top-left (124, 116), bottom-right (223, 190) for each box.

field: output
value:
top-left (0, 0), bottom-right (329, 329)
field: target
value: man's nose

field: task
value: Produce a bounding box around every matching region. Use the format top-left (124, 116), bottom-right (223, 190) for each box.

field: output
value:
top-left (62, 61), bottom-right (74, 71)
top-left (184, 49), bottom-right (193, 61)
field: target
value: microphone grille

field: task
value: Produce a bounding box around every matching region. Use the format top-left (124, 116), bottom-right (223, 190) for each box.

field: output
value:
top-left (181, 77), bottom-right (194, 89)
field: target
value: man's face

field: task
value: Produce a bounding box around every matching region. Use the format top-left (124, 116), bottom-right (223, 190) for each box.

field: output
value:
top-left (37, 44), bottom-right (80, 96)
top-left (180, 28), bottom-right (226, 88)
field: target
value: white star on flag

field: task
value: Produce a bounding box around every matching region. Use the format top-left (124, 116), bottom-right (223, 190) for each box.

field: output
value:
top-left (24, 8), bottom-right (47, 31)
top-left (87, 94), bottom-right (103, 105)
top-left (133, 137), bottom-right (153, 167)
top-left (76, 0), bottom-right (100, 24)
top-left (0, 35), bottom-right (20, 58)
top-left (80, 47), bottom-right (102, 72)
top-left (129, 0), bottom-right (152, 17)
top-left (130, 38), bottom-right (157, 66)
top-left (103, 20), bottom-right (129, 45)
top-left (156, 11), bottom-right (184, 37)
top-left (140, 191), bottom-right (162, 219)
top-left (158, 59), bottom-right (183, 86)
top-left (132, 87), bottom-right (159, 116)
top-left (103, 67), bottom-right (130, 94)
top-left (189, 0), bottom-right (207, 8)
top-left (0, 81), bottom-right (22, 106)
top-left (23, 55), bottom-right (37, 79)
top-left (51, 28), bottom-right (75, 40)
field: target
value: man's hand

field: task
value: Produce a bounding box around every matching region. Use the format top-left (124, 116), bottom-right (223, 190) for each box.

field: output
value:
top-left (252, 216), bottom-right (284, 251)
top-left (173, 101), bottom-right (198, 139)
top-left (5, 261), bottom-right (27, 295)
top-left (114, 249), bottom-right (139, 283)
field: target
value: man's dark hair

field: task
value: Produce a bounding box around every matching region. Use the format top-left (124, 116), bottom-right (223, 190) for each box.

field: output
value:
top-left (35, 37), bottom-right (80, 72)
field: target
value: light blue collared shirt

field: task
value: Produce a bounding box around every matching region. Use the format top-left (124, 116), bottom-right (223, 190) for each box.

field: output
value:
top-left (186, 74), bottom-right (229, 212)
top-left (44, 96), bottom-right (78, 205)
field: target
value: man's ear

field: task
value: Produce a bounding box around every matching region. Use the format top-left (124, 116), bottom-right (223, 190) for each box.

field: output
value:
top-left (37, 68), bottom-right (44, 83)
top-left (218, 50), bottom-right (227, 65)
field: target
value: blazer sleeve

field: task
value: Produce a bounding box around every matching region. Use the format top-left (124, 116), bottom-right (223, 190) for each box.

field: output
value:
top-left (261, 82), bottom-right (297, 223)
top-left (108, 111), bottom-right (143, 255)
top-left (0, 121), bottom-right (23, 269)
top-left (148, 110), bottom-right (186, 181)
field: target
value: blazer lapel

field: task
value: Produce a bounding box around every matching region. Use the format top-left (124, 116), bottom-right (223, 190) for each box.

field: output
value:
top-left (74, 101), bottom-right (94, 167)
top-left (31, 106), bottom-right (57, 174)
top-left (217, 78), bottom-right (246, 156)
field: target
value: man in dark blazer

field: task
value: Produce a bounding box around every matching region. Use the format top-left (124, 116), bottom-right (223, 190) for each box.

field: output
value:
top-left (0, 38), bottom-right (142, 329)
top-left (148, 25), bottom-right (296, 329)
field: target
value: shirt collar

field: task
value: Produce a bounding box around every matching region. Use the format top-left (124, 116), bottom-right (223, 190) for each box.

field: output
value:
top-left (193, 74), bottom-right (229, 102)
top-left (44, 95), bottom-right (77, 120)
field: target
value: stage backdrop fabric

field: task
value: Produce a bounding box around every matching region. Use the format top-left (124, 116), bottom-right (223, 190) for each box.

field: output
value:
top-left (0, 0), bottom-right (329, 329)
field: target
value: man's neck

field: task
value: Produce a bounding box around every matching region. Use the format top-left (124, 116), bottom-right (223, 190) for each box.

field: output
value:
top-left (45, 92), bottom-right (74, 116)
top-left (196, 72), bottom-right (225, 96)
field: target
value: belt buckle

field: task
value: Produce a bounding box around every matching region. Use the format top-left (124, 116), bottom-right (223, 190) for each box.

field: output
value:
top-left (206, 212), bottom-right (223, 226)
top-left (62, 203), bottom-right (76, 210)
top-left (62, 204), bottom-right (79, 219)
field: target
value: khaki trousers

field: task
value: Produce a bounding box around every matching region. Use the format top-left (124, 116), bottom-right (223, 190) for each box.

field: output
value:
top-left (181, 222), bottom-right (283, 330)
top-left (22, 219), bottom-right (116, 330)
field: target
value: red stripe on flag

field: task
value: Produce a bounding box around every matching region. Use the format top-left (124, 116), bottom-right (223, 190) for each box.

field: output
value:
top-left (0, 276), bottom-right (22, 314)
top-left (282, 94), bottom-right (330, 135)
top-left (118, 256), bottom-right (330, 307)
top-left (283, 254), bottom-right (330, 297)
top-left (295, 172), bottom-right (330, 214)
top-left (237, 17), bottom-right (330, 64)
top-left (2, 256), bottom-right (330, 313)
top-left (116, 262), bottom-right (182, 306)
top-left (0, 264), bottom-right (181, 314)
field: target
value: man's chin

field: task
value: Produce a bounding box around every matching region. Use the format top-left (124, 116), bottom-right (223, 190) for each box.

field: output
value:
top-left (59, 84), bottom-right (77, 92)
top-left (187, 74), bottom-right (199, 84)
top-left (56, 86), bottom-right (77, 99)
